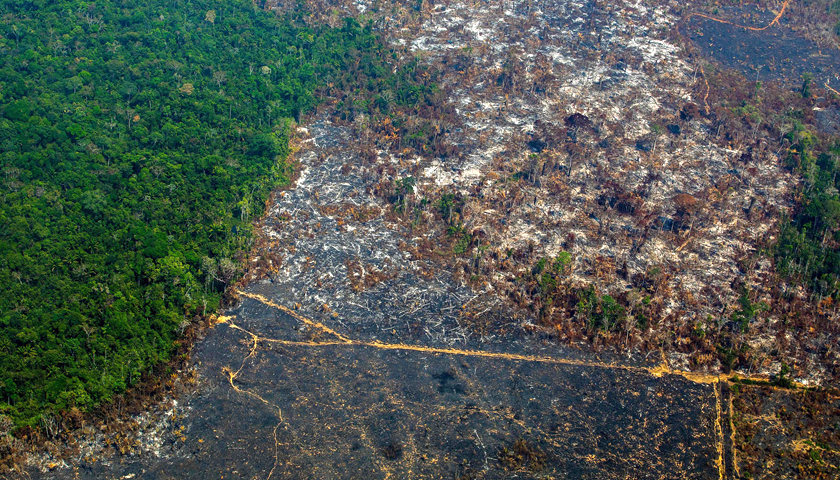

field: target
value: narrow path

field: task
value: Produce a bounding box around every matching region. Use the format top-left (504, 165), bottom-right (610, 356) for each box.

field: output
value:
top-left (233, 290), bottom-right (784, 387)
top-left (225, 290), bottom-right (763, 480)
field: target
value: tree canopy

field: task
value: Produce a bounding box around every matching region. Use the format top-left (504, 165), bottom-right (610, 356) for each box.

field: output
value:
top-left (0, 0), bottom-right (433, 427)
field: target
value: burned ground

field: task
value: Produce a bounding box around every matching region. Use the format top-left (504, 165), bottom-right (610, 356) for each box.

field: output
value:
top-left (732, 383), bottom-right (840, 479)
top-left (270, 0), bottom-right (838, 383)
top-left (682, 4), bottom-right (840, 91)
top-left (25, 294), bottom-right (723, 480)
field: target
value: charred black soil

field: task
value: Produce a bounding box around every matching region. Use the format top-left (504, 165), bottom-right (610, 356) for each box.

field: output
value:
top-left (683, 5), bottom-right (840, 90)
top-left (732, 383), bottom-right (840, 479)
top-left (26, 292), bottom-right (723, 480)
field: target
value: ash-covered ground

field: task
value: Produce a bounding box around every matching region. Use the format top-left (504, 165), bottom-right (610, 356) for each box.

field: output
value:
top-left (294, 0), bottom-right (840, 382)
top-left (683, 5), bottom-right (840, 91)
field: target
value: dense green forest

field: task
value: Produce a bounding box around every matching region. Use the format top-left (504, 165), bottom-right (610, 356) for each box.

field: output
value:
top-left (776, 119), bottom-right (840, 299)
top-left (0, 0), bottom-right (433, 428)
